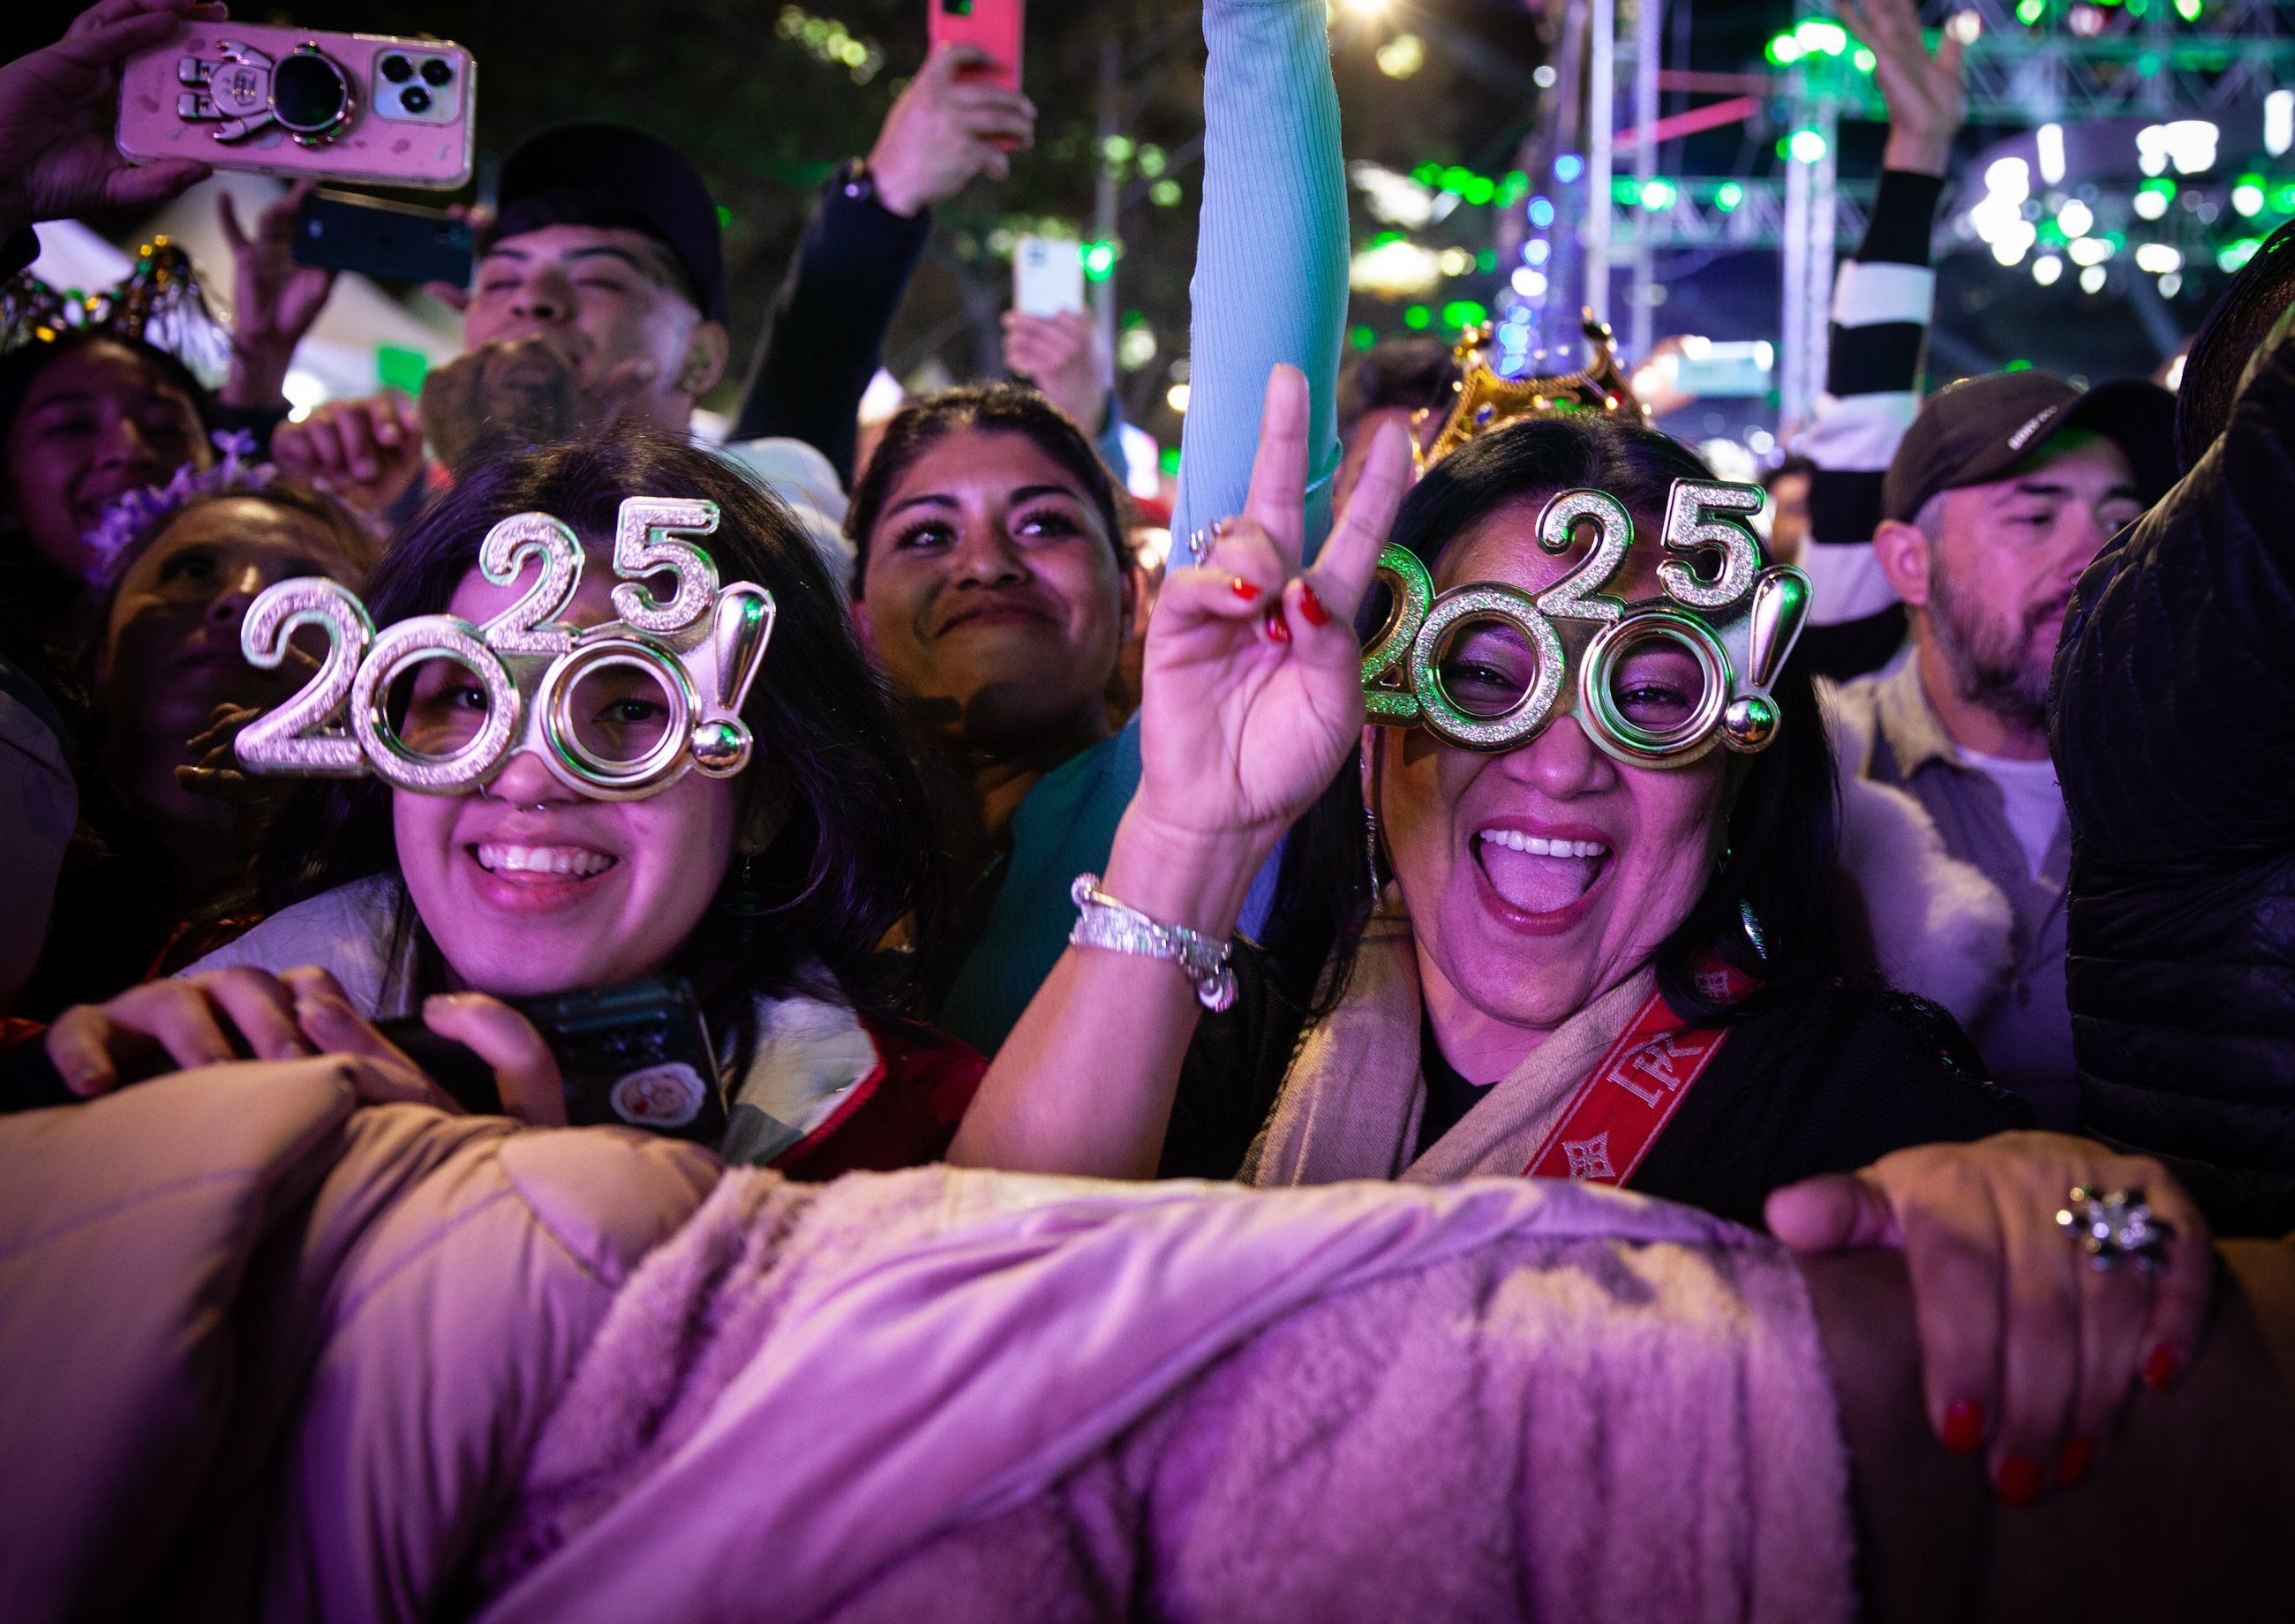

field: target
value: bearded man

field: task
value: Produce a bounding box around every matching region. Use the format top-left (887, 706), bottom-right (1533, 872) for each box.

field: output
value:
top-left (1826, 370), bottom-right (2172, 1125)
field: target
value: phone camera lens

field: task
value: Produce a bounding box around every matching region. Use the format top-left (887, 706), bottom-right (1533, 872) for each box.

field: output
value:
top-left (380, 53), bottom-right (413, 82)
top-left (420, 57), bottom-right (454, 86)
top-left (400, 85), bottom-right (433, 113)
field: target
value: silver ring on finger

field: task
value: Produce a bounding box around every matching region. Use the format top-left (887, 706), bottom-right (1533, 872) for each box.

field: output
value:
top-left (2055, 1184), bottom-right (2175, 1272)
top-left (1184, 516), bottom-right (1235, 567)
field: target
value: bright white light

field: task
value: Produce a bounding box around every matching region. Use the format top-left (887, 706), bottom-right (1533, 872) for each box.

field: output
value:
top-left (1166, 382), bottom-right (1192, 413)
top-left (2068, 235), bottom-right (2114, 267)
top-left (2033, 254), bottom-right (2064, 286)
top-left (1992, 232), bottom-right (2033, 267)
top-left (1375, 33), bottom-right (1426, 78)
top-left (1985, 156), bottom-right (2031, 201)
top-left (2165, 352), bottom-right (2187, 390)
top-left (2133, 242), bottom-right (2183, 274)
top-left (2133, 188), bottom-right (2170, 220)
top-left (859, 367), bottom-right (907, 425)
top-left (1117, 326), bottom-right (1157, 371)
top-left (1969, 192), bottom-right (2028, 243)
top-left (1947, 11), bottom-right (1983, 43)
top-left (2057, 199), bottom-right (2093, 237)
top-left (1753, 341), bottom-right (1776, 370)
top-left (2037, 124), bottom-right (2066, 185)
top-left (1525, 238), bottom-right (1550, 266)
top-left (1533, 64), bottom-right (1559, 89)
top-left (1348, 160), bottom-right (1437, 229)
top-left (1787, 128), bottom-right (1829, 164)
top-left (1748, 428), bottom-right (1777, 455)
top-left (1348, 237), bottom-right (1443, 297)
top-left (2139, 120), bottom-right (2219, 177)
top-left (1438, 246), bottom-right (1474, 276)
top-left (2159, 271), bottom-right (2184, 297)
top-left (1339, 0), bottom-right (1393, 17)
top-left (1511, 267), bottom-right (1549, 297)
top-left (1679, 333), bottom-right (1712, 358)
top-left (282, 368), bottom-right (328, 419)
top-left (2269, 89), bottom-right (2295, 158)
top-left (2234, 183), bottom-right (2266, 217)
top-left (2080, 264), bottom-right (2108, 294)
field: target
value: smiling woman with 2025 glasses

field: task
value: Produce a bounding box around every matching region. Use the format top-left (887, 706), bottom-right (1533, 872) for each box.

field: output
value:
top-left (45, 432), bottom-right (984, 1180)
top-left (952, 367), bottom-right (2217, 1509)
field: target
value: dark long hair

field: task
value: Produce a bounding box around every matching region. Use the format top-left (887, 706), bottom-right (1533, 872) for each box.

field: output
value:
top-left (2176, 215), bottom-right (2295, 471)
top-left (844, 381), bottom-right (1127, 588)
top-left (1260, 413), bottom-right (1848, 1024)
top-left (256, 431), bottom-right (940, 1023)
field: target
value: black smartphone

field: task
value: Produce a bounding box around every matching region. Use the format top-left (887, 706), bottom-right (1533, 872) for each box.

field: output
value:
top-left (290, 188), bottom-right (474, 286)
top-left (378, 975), bottom-right (726, 1145)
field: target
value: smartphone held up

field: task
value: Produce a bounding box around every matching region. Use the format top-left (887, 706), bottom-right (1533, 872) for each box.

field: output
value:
top-left (290, 190), bottom-right (474, 287)
top-left (929, 0), bottom-right (1026, 97)
top-left (1012, 234), bottom-right (1085, 319)
top-left (116, 21), bottom-right (477, 190)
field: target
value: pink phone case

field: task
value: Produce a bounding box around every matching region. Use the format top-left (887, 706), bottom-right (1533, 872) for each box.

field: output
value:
top-left (928, 0), bottom-right (1025, 96)
top-left (117, 22), bottom-right (475, 191)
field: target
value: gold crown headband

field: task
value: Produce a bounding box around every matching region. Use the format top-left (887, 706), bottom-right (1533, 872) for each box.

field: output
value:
top-left (0, 237), bottom-right (231, 378)
top-left (1416, 311), bottom-right (1650, 472)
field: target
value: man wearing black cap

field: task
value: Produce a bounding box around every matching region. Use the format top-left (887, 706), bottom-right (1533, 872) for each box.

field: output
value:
top-left (1826, 369), bottom-right (2174, 1126)
top-left (272, 46), bottom-right (1031, 542)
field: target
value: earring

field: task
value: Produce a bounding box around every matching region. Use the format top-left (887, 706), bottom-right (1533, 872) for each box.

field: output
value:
top-left (718, 852), bottom-right (770, 942)
top-left (1739, 899), bottom-right (1769, 962)
top-left (1362, 732), bottom-right (1387, 900)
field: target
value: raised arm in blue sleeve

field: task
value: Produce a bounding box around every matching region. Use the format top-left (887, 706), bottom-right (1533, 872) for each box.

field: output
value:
top-left (1172, 0), bottom-right (1350, 558)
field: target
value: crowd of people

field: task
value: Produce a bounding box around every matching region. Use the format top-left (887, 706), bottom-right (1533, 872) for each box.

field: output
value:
top-left (4, 0), bottom-right (2293, 1612)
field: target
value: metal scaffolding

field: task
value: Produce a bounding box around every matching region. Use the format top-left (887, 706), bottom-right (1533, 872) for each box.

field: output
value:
top-left (1507, 0), bottom-right (2295, 421)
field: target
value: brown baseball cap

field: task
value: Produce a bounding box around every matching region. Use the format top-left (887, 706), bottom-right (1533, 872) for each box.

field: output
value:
top-left (1881, 370), bottom-right (2177, 523)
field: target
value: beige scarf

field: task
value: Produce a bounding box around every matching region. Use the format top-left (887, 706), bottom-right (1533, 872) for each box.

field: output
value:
top-left (1242, 907), bottom-right (1659, 1187)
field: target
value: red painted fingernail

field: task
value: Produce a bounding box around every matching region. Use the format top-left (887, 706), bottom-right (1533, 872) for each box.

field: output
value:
top-left (1230, 577), bottom-right (1261, 602)
top-left (1298, 584), bottom-right (1331, 627)
top-left (1265, 608), bottom-right (1291, 644)
top-left (1942, 1398), bottom-right (1985, 1455)
top-left (2143, 1342), bottom-right (2179, 1390)
top-left (2055, 1436), bottom-right (2096, 1490)
top-left (1997, 1456), bottom-right (2044, 1507)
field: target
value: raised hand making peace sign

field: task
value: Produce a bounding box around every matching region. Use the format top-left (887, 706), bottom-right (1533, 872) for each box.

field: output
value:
top-left (1133, 364), bottom-right (1413, 849)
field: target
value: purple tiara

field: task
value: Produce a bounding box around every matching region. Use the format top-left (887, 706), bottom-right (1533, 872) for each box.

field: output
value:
top-left (81, 430), bottom-right (275, 588)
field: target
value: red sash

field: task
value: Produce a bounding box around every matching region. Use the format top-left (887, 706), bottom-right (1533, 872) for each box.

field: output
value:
top-left (1522, 959), bottom-right (1755, 1186)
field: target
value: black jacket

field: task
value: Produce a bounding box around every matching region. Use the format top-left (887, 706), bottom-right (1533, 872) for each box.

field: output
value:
top-left (1163, 946), bottom-right (2028, 1229)
top-left (729, 169), bottom-right (930, 486)
top-left (2052, 325), bottom-right (2295, 1237)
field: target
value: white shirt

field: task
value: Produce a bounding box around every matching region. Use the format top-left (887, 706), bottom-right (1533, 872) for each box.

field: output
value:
top-left (1958, 748), bottom-right (2066, 880)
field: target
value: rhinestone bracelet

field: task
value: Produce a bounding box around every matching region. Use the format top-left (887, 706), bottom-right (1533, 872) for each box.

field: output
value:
top-left (1068, 873), bottom-right (1238, 1012)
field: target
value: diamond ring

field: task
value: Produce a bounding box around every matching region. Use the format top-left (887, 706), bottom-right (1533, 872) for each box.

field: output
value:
top-left (2055, 1184), bottom-right (2174, 1272)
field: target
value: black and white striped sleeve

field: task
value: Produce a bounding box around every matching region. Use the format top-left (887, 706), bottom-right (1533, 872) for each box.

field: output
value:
top-left (1792, 168), bottom-right (1945, 681)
